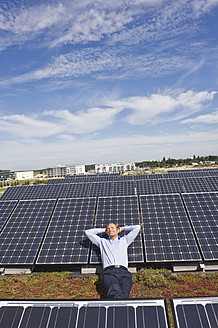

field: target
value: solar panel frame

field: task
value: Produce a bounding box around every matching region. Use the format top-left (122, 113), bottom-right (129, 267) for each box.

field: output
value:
top-left (181, 177), bottom-right (210, 193)
top-left (204, 176), bottom-right (218, 191)
top-left (158, 178), bottom-right (185, 194)
top-left (0, 200), bottom-right (18, 231)
top-left (36, 197), bottom-right (97, 264)
top-left (171, 297), bottom-right (218, 328)
top-left (182, 192), bottom-right (218, 260)
top-left (42, 183), bottom-right (69, 199)
top-left (134, 174), bottom-right (149, 181)
top-left (0, 199), bottom-right (56, 265)
top-left (112, 180), bottom-right (136, 196)
top-left (89, 181), bottom-right (113, 197)
top-left (135, 179), bottom-right (161, 195)
top-left (140, 194), bottom-right (202, 262)
top-left (0, 186), bottom-right (27, 200)
top-left (0, 299), bottom-right (170, 328)
top-left (20, 184), bottom-right (48, 200)
top-left (90, 195), bottom-right (144, 264)
top-left (65, 183), bottom-right (90, 198)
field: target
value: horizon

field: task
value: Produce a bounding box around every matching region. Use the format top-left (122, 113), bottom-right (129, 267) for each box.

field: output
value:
top-left (2, 154), bottom-right (218, 173)
top-left (0, 0), bottom-right (218, 171)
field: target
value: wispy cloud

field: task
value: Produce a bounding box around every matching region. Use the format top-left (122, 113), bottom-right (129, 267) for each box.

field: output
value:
top-left (0, 90), bottom-right (216, 140)
top-left (0, 106), bottom-right (122, 138)
top-left (182, 110), bottom-right (218, 124)
top-left (1, 0), bottom-right (218, 52)
top-left (106, 90), bottom-right (217, 125)
top-left (1, 129), bottom-right (218, 170)
top-left (0, 47), bottom-right (199, 86)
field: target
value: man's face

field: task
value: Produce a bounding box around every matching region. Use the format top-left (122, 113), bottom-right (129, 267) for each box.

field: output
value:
top-left (106, 223), bottom-right (119, 240)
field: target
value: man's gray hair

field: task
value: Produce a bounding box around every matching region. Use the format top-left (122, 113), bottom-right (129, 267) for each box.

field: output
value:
top-left (106, 222), bottom-right (119, 230)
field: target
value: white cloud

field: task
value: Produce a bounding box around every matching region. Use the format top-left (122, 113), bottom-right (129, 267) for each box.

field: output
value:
top-left (0, 114), bottom-right (62, 138)
top-left (182, 110), bottom-right (218, 124)
top-left (44, 106), bottom-right (123, 134)
top-left (1, 0), bottom-right (218, 52)
top-left (0, 3), bottom-right (65, 33)
top-left (0, 90), bottom-right (216, 140)
top-left (106, 91), bottom-right (217, 125)
top-left (0, 106), bottom-right (122, 139)
top-left (1, 129), bottom-right (217, 170)
top-left (0, 48), bottom-right (198, 86)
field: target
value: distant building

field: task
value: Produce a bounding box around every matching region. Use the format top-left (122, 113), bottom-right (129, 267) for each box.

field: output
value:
top-left (46, 165), bottom-right (67, 178)
top-left (66, 164), bottom-right (85, 175)
top-left (46, 164), bottom-right (85, 177)
top-left (15, 171), bottom-right (34, 180)
top-left (0, 170), bottom-right (15, 181)
top-left (95, 162), bottom-right (135, 174)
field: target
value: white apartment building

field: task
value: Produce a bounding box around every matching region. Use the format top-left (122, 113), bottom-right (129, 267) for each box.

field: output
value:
top-left (95, 162), bottom-right (135, 174)
top-left (66, 164), bottom-right (85, 175)
top-left (47, 164), bottom-right (85, 177)
top-left (15, 171), bottom-right (34, 180)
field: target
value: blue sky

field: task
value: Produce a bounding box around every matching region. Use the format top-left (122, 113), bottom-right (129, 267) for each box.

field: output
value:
top-left (0, 0), bottom-right (218, 171)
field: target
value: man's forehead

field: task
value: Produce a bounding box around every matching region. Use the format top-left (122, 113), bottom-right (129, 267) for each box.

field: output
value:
top-left (107, 223), bottom-right (117, 228)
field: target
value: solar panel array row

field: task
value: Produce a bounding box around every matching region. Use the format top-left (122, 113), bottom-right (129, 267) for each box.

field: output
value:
top-left (46, 168), bottom-right (218, 183)
top-left (171, 297), bottom-right (218, 328)
top-left (1, 297), bottom-right (217, 328)
top-left (1, 175), bottom-right (218, 201)
top-left (0, 299), bottom-right (170, 328)
top-left (0, 193), bottom-right (217, 267)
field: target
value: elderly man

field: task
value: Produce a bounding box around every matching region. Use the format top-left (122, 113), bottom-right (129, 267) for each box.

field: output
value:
top-left (85, 222), bottom-right (140, 299)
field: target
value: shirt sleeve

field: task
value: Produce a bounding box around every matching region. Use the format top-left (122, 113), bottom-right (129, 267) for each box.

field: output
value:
top-left (124, 225), bottom-right (140, 246)
top-left (85, 228), bottom-right (103, 248)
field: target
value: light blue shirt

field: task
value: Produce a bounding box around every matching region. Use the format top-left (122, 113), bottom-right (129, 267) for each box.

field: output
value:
top-left (85, 225), bottom-right (140, 269)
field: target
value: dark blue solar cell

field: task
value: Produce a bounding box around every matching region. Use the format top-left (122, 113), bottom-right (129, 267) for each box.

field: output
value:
top-left (77, 306), bottom-right (106, 328)
top-left (136, 305), bottom-right (167, 328)
top-left (107, 306), bottom-right (135, 328)
top-left (0, 306), bottom-right (24, 328)
top-left (19, 307), bottom-right (50, 328)
top-left (48, 307), bottom-right (78, 328)
top-left (176, 304), bottom-right (210, 328)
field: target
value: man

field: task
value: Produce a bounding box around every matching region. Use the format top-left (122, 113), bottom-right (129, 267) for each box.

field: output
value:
top-left (85, 222), bottom-right (140, 299)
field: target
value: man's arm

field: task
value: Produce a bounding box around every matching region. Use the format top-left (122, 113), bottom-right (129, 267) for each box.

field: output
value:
top-left (123, 225), bottom-right (140, 246)
top-left (85, 228), bottom-right (104, 247)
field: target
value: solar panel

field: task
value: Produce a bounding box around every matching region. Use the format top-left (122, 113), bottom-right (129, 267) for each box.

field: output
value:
top-left (74, 176), bottom-right (94, 183)
top-left (36, 197), bottom-right (96, 264)
top-left (164, 172), bottom-right (179, 179)
top-left (147, 174), bottom-right (162, 179)
top-left (179, 170), bottom-right (200, 178)
top-left (90, 195), bottom-right (144, 264)
top-left (20, 184), bottom-right (48, 200)
top-left (0, 186), bottom-right (27, 200)
top-left (65, 183), bottom-right (90, 198)
top-left (182, 192), bottom-right (218, 260)
top-left (46, 178), bottom-right (66, 184)
top-left (181, 177), bottom-right (210, 193)
top-left (204, 176), bottom-right (218, 191)
top-left (158, 178), bottom-right (185, 194)
top-left (0, 201), bottom-right (17, 231)
top-left (135, 179), bottom-right (161, 195)
top-left (140, 194), bottom-right (202, 262)
top-left (134, 174), bottom-right (149, 180)
top-left (0, 299), bottom-right (170, 328)
top-left (119, 175), bottom-right (134, 180)
top-left (42, 183), bottom-right (69, 199)
top-left (89, 181), bottom-right (112, 196)
top-left (112, 180), bottom-right (136, 196)
top-left (0, 199), bottom-right (56, 265)
top-left (171, 297), bottom-right (218, 328)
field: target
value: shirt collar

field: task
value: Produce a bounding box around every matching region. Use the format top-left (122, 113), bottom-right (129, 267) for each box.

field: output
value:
top-left (108, 236), bottom-right (120, 241)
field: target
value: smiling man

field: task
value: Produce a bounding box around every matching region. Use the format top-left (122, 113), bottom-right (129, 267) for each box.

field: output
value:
top-left (85, 222), bottom-right (140, 299)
